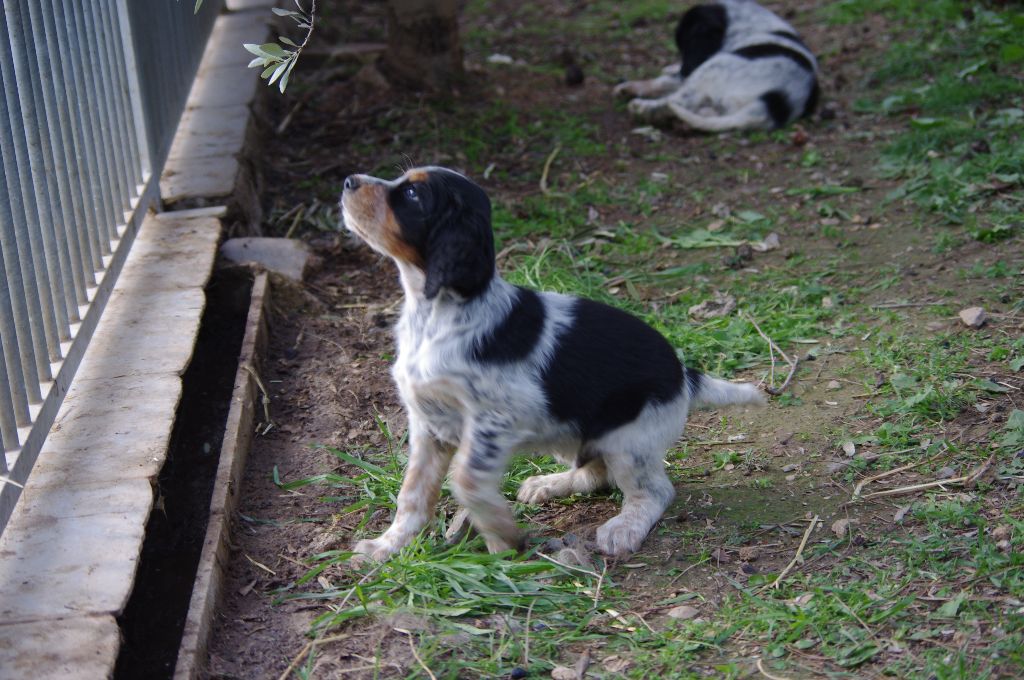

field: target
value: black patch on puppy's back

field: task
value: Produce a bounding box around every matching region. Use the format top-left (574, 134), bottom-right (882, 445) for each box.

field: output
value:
top-left (760, 90), bottom-right (793, 128)
top-left (542, 299), bottom-right (684, 441)
top-left (473, 287), bottom-right (545, 363)
top-left (733, 43), bottom-right (816, 73)
top-left (675, 4), bottom-right (728, 77)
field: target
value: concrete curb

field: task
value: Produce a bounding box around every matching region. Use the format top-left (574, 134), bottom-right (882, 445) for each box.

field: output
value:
top-left (173, 273), bottom-right (271, 680)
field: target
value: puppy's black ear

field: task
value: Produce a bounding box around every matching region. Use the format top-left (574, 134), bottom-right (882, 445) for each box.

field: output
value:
top-left (423, 177), bottom-right (495, 300)
top-left (676, 4), bottom-right (727, 77)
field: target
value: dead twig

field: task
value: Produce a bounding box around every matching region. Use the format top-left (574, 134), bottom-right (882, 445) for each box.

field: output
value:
top-left (851, 452), bottom-right (944, 499)
top-left (243, 365), bottom-right (275, 435)
top-left (277, 633), bottom-right (350, 680)
top-left (593, 558), bottom-right (608, 608)
top-left (742, 311), bottom-right (800, 396)
top-left (539, 144), bottom-right (562, 194)
top-left (756, 658), bottom-right (794, 680)
top-left (861, 453), bottom-right (995, 499)
top-left (398, 630), bottom-right (437, 680)
top-left (765, 515), bottom-right (819, 591)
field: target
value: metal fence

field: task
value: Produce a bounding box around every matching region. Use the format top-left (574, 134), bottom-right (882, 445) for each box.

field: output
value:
top-left (0, 0), bottom-right (224, 531)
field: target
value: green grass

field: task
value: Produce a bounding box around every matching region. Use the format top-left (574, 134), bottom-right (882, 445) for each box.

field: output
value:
top-left (837, 1), bottom-right (1024, 233)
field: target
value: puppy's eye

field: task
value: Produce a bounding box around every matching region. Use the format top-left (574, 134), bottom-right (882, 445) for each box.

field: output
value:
top-left (404, 185), bottom-right (419, 201)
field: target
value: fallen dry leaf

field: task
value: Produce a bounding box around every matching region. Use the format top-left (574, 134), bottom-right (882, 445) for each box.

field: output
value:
top-left (831, 518), bottom-right (852, 537)
top-left (688, 291), bottom-right (737, 320)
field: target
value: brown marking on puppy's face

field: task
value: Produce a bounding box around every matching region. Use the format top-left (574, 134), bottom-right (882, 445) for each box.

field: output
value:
top-left (341, 166), bottom-right (496, 299)
top-left (340, 172), bottom-right (424, 267)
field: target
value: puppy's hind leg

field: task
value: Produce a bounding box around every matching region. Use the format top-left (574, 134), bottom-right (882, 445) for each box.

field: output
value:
top-left (517, 458), bottom-right (607, 504)
top-left (595, 448), bottom-right (676, 557)
top-left (351, 417), bottom-right (454, 562)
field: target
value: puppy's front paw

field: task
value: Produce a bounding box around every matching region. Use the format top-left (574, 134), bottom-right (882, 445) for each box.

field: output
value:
top-left (350, 537), bottom-right (397, 566)
top-left (595, 516), bottom-right (649, 557)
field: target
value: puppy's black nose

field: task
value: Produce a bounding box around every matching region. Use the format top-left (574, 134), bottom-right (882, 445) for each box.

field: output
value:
top-left (343, 175), bottom-right (361, 191)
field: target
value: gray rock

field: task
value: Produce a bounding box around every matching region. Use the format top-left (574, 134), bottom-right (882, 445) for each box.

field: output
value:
top-left (220, 237), bottom-right (315, 281)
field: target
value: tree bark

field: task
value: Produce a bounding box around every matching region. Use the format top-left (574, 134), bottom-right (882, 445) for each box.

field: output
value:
top-left (384, 0), bottom-right (463, 91)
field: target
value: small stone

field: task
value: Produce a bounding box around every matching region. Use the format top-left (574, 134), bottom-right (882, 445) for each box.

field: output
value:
top-left (510, 668), bottom-right (528, 680)
top-left (936, 466), bottom-right (956, 479)
top-left (785, 473), bottom-right (797, 481)
top-left (959, 307), bottom-right (986, 328)
top-left (551, 666), bottom-right (576, 680)
top-left (996, 539), bottom-right (1011, 553)
top-left (841, 441), bottom-right (856, 457)
top-left (821, 296), bottom-right (834, 309)
top-left (827, 380), bottom-right (842, 390)
top-left (667, 605), bottom-right (700, 620)
top-left (751, 232), bottom-right (781, 252)
top-left (781, 463), bottom-right (799, 473)
top-left (740, 562), bottom-right (758, 574)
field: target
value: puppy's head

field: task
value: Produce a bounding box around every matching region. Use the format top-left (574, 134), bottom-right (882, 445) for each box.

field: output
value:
top-left (341, 167), bottom-right (495, 300)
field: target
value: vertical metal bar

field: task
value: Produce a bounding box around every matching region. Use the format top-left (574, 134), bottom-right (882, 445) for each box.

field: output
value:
top-left (0, 201), bottom-right (30, 430)
top-left (62, 2), bottom-right (118, 250)
top-left (115, 0), bottom-right (151, 183)
top-left (0, 247), bottom-right (27, 452)
top-left (48, 0), bottom-right (106, 271)
top-left (6, 2), bottom-right (72, 349)
top-left (97, 3), bottom-right (139, 198)
top-left (76, 0), bottom-right (124, 243)
top-left (0, 6), bottom-right (58, 376)
top-left (0, 155), bottom-right (43, 407)
top-left (25, 0), bottom-right (88, 317)
top-left (85, 0), bottom-right (131, 220)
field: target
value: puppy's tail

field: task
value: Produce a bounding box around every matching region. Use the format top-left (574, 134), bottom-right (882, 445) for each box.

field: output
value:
top-left (685, 368), bottom-right (765, 409)
top-left (667, 99), bottom-right (776, 132)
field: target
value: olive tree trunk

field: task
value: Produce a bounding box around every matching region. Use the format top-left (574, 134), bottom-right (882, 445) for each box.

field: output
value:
top-left (384, 0), bottom-right (463, 91)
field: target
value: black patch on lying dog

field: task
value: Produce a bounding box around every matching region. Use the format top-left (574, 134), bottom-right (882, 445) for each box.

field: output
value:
top-left (473, 287), bottom-right (545, 363)
top-left (802, 80), bottom-right (821, 118)
top-left (771, 29), bottom-right (807, 47)
top-left (760, 90), bottom-right (793, 128)
top-left (542, 299), bottom-right (684, 441)
top-left (676, 4), bottom-right (728, 77)
top-left (733, 43), bottom-right (816, 73)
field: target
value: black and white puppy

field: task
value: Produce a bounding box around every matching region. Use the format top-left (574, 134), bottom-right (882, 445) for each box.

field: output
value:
top-left (340, 167), bottom-right (763, 560)
top-left (615, 0), bottom-right (819, 131)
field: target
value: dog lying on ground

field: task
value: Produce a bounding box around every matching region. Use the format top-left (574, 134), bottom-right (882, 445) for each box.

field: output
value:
top-left (615, 0), bottom-right (819, 131)
top-left (340, 167), bottom-right (764, 560)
